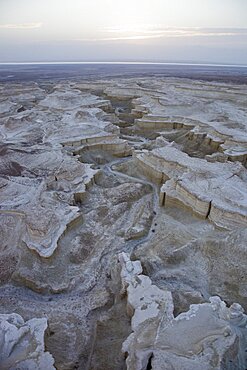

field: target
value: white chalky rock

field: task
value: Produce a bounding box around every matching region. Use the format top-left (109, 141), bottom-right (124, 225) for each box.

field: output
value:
top-left (135, 146), bottom-right (247, 228)
top-left (119, 254), bottom-right (247, 370)
top-left (0, 313), bottom-right (55, 370)
top-left (119, 252), bottom-right (143, 289)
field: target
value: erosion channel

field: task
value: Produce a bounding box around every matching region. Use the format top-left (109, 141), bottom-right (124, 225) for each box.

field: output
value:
top-left (0, 77), bottom-right (247, 369)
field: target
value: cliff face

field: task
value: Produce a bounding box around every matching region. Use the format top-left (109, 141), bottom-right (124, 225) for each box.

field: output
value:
top-left (119, 252), bottom-right (247, 370)
top-left (0, 77), bottom-right (247, 369)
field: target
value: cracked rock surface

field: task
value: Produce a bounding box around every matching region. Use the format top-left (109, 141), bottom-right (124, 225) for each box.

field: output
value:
top-left (119, 253), bottom-right (247, 370)
top-left (0, 76), bottom-right (247, 369)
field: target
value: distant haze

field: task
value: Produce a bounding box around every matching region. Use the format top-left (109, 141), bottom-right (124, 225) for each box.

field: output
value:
top-left (0, 0), bottom-right (247, 64)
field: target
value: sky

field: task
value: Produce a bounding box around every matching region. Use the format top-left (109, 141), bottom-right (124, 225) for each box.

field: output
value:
top-left (0, 0), bottom-right (247, 64)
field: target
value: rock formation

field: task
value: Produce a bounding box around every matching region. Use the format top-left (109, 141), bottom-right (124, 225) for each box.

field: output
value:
top-left (0, 76), bottom-right (247, 369)
top-left (119, 253), bottom-right (247, 370)
top-left (0, 313), bottom-right (55, 369)
top-left (135, 145), bottom-right (247, 228)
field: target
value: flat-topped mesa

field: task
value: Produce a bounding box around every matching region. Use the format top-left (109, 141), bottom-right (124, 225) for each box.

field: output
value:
top-left (61, 133), bottom-right (117, 147)
top-left (58, 123), bottom-right (131, 158)
top-left (135, 146), bottom-right (247, 228)
top-left (222, 145), bottom-right (247, 166)
top-left (119, 253), bottom-right (247, 370)
top-left (131, 98), bottom-right (149, 118)
top-left (135, 115), bottom-right (196, 131)
top-left (0, 313), bottom-right (55, 369)
top-left (134, 114), bottom-right (247, 166)
top-left (38, 88), bottom-right (111, 111)
top-left (204, 129), bottom-right (247, 165)
top-left (188, 127), bottom-right (225, 151)
top-left (71, 136), bottom-right (132, 158)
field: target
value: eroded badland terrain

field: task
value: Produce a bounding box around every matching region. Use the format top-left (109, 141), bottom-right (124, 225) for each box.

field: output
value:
top-left (0, 76), bottom-right (247, 369)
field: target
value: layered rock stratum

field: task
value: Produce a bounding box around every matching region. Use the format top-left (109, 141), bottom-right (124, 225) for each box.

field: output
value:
top-left (0, 77), bottom-right (247, 369)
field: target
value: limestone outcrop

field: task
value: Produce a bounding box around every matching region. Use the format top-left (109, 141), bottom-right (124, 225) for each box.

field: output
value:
top-left (119, 253), bottom-right (247, 370)
top-left (0, 144), bottom-right (98, 258)
top-left (135, 145), bottom-right (247, 228)
top-left (0, 313), bottom-right (55, 369)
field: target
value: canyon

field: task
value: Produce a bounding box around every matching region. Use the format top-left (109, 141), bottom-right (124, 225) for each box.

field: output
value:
top-left (0, 75), bottom-right (247, 369)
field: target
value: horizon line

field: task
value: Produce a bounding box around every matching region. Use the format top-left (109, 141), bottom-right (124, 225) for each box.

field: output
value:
top-left (0, 61), bottom-right (247, 68)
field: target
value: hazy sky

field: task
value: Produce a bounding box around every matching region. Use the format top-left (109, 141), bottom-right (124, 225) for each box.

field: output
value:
top-left (0, 0), bottom-right (247, 64)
